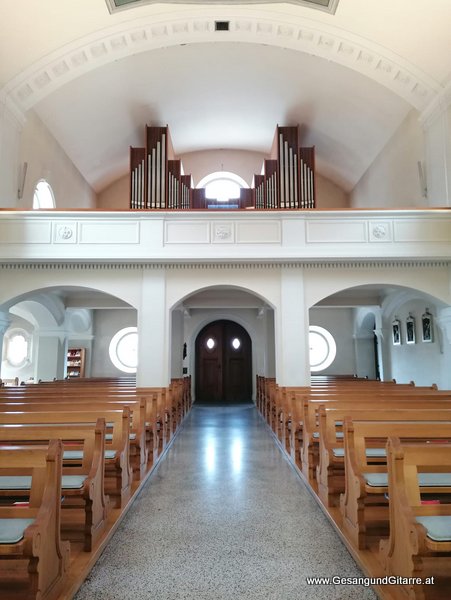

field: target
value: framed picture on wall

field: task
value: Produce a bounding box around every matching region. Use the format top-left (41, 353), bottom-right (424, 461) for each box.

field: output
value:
top-left (422, 309), bottom-right (433, 343)
top-left (406, 314), bottom-right (416, 344)
top-left (392, 318), bottom-right (401, 345)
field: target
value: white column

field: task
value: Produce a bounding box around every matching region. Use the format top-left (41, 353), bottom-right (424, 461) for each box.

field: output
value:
top-left (137, 269), bottom-right (169, 387)
top-left (35, 330), bottom-right (66, 381)
top-left (353, 334), bottom-right (377, 379)
top-left (436, 307), bottom-right (451, 389)
top-left (374, 327), bottom-right (391, 382)
top-left (170, 308), bottom-right (184, 379)
top-left (275, 267), bottom-right (310, 386)
top-left (256, 307), bottom-right (275, 378)
top-left (422, 99), bottom-right (451, 206)
top-left (0, 310), bottom-right (12, 372)
top-left (0, 96), bottom-right (24, 207)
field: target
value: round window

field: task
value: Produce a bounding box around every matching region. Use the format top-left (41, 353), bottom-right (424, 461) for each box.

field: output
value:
top-left (231, 338), bottom-right (241, 350)
top-left (109, 327), bottom-right (138, 373)
top-left (309, 326), bottom-right (337, 372)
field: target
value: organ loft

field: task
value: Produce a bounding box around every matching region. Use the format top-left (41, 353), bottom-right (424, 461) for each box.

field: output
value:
top-left (130, 124), bottom-right (315, 210)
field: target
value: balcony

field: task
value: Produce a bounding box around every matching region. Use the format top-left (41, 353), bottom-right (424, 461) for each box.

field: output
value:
top-left (0, 208), bottom-right (450, 264)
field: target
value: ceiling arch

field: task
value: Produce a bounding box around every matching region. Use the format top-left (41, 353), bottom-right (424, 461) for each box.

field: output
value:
top-left (3, 8), bottom-right (440, 117)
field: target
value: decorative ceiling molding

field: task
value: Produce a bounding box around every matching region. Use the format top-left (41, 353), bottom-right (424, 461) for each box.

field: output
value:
top-left (419, 79), bottom-right (451, 127)
top-left (1, 260), bottom-right (449, 271)
top-left (1, 9), bottom-right (441, 121)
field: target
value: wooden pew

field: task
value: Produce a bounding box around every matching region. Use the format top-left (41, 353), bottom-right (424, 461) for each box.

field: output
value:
top-left (339, 419), bottom-right (451, 550)
top-left (0, 410), bottom-right (132, 509)
top-left (298, 395), bottom-right (451, 480)
top-left (0, 398), bottom-right (149, 478)
top-left (0, 440), bottom-right (70, 600)
top-left (0, 378), bottom-right (192, 464)
top-left (380, 438), bottom-right (451, 600)
top-left (0, 420), bottom-right (108, 552)
top-left (316, 407), bottom-right (451, 508)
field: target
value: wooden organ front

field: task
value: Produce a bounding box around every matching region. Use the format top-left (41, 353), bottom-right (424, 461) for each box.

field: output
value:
top-left (130, 124), bottom-right (315, 210)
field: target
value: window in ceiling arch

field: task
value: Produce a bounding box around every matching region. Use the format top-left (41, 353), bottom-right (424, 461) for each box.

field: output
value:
top-left (309, 325), bottom-right (337, 372)
top-left (4, 328), bottom-right (31, 369)
top-left (105, 0), bottom-right (339, 14)
top-left (33, 180), bottom-right (55, 209)
top-left (197, 172), bottom-right (248, 203)
top-left (109, 327), bottom-right (138, 374)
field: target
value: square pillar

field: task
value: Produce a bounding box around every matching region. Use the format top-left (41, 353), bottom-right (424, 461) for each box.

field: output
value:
top-left (275, 267), bottom-right (310, 386)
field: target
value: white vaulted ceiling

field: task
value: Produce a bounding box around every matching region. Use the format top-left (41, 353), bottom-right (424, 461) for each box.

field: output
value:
top-left (1, 0), bottom-right (451, 193)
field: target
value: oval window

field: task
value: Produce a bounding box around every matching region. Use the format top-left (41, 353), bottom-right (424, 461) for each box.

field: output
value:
top-left (231, 338), bottom-right (241, 350)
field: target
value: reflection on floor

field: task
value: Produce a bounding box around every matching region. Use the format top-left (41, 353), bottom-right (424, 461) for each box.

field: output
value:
top-left (75, 402), bottom-right (376, 600)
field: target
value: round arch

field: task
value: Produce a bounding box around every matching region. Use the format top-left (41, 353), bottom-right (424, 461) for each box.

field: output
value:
top-left (3, 9), bottom-right (436, 114)
top-left (167, 280), bottom-right (277, 313)
top-left (0, 281), bottom-right (139, 313)
top-left (306, 273), bottom-right (451, 310)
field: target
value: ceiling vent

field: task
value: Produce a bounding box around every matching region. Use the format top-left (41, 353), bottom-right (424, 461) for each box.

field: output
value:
top-left (215, 21), bottom-right (230, 32)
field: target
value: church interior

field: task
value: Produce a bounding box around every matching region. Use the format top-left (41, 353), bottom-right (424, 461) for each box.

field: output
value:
top-left (1, 1), bottom-right (451, 598)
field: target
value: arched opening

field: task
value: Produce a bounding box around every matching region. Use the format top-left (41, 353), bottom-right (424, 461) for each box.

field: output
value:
top-left (195, 319), bottom-right (252, 403)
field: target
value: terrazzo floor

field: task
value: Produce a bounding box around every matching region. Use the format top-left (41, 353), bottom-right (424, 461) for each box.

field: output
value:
top-left (75, 403), bottom-right (378, 600)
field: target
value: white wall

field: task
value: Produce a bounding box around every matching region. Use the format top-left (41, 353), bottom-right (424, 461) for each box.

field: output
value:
top-left (387, 299), bottom-right (443, 387)
top-left (309, 307), bottom-right (357, 376)
top-left (350, 110), bottom-right (425, 208)
top-left (97, 174), bottom-right (128, 210)
top-left (17, 110), bottom-right (96, 210)
top-left (315, 174), bottom-right (349, 208)
top-left (91, 309), bottom-right (136, 377)
top-left (180, 149), bottom-right (265, 188)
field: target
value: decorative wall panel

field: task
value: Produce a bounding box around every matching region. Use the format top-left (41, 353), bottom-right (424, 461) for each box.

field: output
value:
top-left (306, 220), bottom-right (367, 243)
top-left (79, 221), bottom-right (139, 244)
top-left (165, 221), bottom-right (210, 244)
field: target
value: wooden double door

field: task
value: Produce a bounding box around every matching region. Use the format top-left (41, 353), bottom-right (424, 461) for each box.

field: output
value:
top-left (195, 320), bottom-right (252, 403)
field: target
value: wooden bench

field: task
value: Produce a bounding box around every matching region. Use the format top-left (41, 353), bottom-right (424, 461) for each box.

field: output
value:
top-left (0, 440), bottom-right (70, 600)
top-left (380, 438), bottom-right (451, 599)
top-left (0, 420), bottom-right (108, 551)
top-left (339, 419), bottom-right (451, 550)
top-left (316, 407), bottom-right (451, 508)
top-left (0, 379), bottom-right (191, 464)
top-left (0, 398), bottom-right (150, 478)
top-left (0, 409), bottom-right (132, 508)
top-left (298, 395), bottom-right (451, 480)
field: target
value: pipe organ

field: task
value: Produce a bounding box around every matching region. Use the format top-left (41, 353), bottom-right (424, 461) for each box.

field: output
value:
top-left (130, 124), bottom-right (315, 210)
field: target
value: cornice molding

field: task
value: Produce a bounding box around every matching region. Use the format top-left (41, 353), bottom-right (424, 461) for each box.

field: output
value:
top-left (1, 260), bottom-right (449, 271)
top-left (0, 9), bottom-right (441, 114)
top-left (419, 79), bottom-right (451, 127)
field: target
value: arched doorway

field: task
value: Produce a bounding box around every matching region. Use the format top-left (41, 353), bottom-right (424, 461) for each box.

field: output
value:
top-left (195, 320), bottom-right (252, 403)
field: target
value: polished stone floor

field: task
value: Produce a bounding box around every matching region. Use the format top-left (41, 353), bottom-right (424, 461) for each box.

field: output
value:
top-left (75, 403), bottom-right (377, 599)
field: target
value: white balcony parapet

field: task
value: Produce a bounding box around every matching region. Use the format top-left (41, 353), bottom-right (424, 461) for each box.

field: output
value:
top-left (0, 209), bottom-right (450, 264)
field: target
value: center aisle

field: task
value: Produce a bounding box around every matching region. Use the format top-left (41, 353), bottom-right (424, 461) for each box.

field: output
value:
top-left (75, 403), bottom-right (377, 600)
